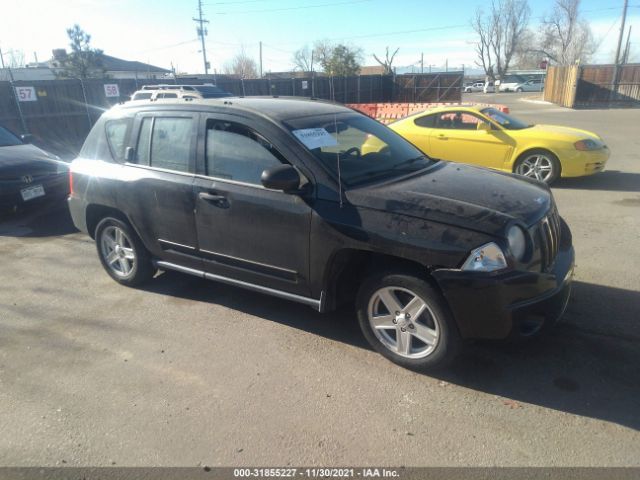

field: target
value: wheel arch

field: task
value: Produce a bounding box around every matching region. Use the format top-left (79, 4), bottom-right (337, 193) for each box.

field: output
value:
top-left (321, 248), bottom-right (443, 312)
top-left (512, 147), bottom-right (562, 176)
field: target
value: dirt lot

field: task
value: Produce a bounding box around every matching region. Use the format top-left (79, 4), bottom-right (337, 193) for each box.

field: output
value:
top-left (1, 93), bottom-right (639, 467)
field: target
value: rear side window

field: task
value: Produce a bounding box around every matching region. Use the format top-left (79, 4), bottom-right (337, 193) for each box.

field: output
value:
top-left (134, 116), bottom-right (194, 173)
top-left (132, 92), bottom-right (152, 100)
top-left (105, 118), bottom-right (131, 161)
top-left (205, 120), bottom-right (284, 185)
top-left (414, 114), bottom-right (436, 128)
top-left (80, 119), bottom-right (112, 160)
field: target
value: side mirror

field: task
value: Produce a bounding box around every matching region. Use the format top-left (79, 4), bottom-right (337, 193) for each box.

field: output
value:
top-left (261, 164), bottom-right (301, 192)
top-left (124, 146), bottom-right (136, 162)
top-left (20, 134), bottom-right (34, 144)
top-left (477, 122), bottom-right (492, 133)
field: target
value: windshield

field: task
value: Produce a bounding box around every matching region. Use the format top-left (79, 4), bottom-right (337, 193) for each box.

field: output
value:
top-left (0, 126), bottom-right (22, 147)
top-left (481, 107), bottom-right (531, 130)
top-left (285, 113), bottom-right (435, 187)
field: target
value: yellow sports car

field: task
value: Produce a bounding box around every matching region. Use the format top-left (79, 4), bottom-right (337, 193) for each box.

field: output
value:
top-left (384, 106), bottom-right (610, 184)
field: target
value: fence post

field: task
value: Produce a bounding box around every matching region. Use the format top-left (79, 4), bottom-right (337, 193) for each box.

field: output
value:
top-left (9, 81), bottom-right (29, 133)
top-left (79, 78), bottom-right (92, 128)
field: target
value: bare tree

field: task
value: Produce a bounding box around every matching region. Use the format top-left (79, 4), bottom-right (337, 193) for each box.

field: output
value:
top-left (472, 0), bottom-right (530, 80)
top-left (4, 49), bottom-right (26, 68)
top-left (373, 47), bottom-right (399, 75)
top-left (223, 47), bottom-right (258, 79)
top-left (513, 29), bottom-right (543, 68)
top-left (292, 45), bottom-right (313, 72)
top-left (538, 0), bottom-right (595, 65)
top-left (312, 39), bottom-right (334, 70)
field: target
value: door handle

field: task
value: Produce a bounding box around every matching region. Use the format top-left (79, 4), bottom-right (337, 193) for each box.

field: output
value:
top-left (437, 134), bottom-right (448, 140)
top-left (198, 191), bottom-right (229, 207)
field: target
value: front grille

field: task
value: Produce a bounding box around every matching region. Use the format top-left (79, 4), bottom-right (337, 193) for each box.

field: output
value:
top-left (538, 209), bottom-right (561, 271)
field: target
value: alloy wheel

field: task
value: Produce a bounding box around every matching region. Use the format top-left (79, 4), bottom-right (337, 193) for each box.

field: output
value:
top-left (516, 153), bottom-right (555, 183)
top-left (367, 287), bottom-right (440, 359)
top-left (100, 225), bottom-right (136, 278)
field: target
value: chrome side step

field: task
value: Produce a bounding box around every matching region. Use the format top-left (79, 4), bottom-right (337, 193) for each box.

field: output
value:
top-left (154, 260), bottom-right (323, 311)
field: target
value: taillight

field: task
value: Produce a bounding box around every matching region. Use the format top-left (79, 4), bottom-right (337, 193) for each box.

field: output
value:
top-left (69, 171), bottom-right (74, 196)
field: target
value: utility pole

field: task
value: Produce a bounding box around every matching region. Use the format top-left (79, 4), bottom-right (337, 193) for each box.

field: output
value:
top-left (420, 52), bottom-right (424, 74)
top-left (614, 0), bottom-right (629, 65)
top-left (623, 25), bottom-right (632, 64)
top-left (259, 41), bottom-right (263, 78)
top-left (611, 0), bottom-right (629, 104)
top-left (193, 0), bottom-right (210, 75)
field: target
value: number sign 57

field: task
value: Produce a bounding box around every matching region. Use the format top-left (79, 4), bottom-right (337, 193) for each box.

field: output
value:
top-left (15, 87), bottom-right (37, 102)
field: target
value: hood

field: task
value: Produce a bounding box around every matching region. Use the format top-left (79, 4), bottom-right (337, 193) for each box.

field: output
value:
top-left (0, 144), bottom-right (65, 179)
top-left (523, 124), bottom-right (602, 141)
top-left (345, 161), bottom-right (551, 236)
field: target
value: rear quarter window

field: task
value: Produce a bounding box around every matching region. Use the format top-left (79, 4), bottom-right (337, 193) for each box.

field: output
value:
top-left (414, 114), bottom-right (436, 128)
top-left (105, 118), bottom-right (132, 161)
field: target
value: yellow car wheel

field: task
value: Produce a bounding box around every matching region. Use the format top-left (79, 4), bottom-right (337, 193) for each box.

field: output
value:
top-left (514, 149), bottom-right (561, 185)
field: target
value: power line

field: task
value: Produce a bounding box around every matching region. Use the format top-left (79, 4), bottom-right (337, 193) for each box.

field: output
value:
top-left (211, 0), bottom-right (371, 15)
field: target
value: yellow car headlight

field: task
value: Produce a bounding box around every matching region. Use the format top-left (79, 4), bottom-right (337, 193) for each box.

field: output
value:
top-left (574, 139), bottom-right (601, 151)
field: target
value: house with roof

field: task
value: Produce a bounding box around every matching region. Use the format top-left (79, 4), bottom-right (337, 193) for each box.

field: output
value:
top-left (24, 49), bottom-right (172, 80)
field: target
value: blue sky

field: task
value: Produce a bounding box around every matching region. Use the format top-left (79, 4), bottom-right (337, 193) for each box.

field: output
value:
top-left (1, 0), bottom-right (638, 74)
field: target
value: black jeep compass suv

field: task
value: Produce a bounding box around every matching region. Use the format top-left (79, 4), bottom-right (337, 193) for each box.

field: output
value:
top-left (68, 97), bottom-right (574, 371)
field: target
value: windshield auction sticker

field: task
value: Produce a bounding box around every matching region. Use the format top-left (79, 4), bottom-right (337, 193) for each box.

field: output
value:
top-left (292, 128), bottom-right (338, 150)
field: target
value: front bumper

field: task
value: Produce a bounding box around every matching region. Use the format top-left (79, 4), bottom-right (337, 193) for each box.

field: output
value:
top-left (0, 173), bottom-right (69, 214)
top-left (432, 242), bottom-right (575, 340)
top-left (559, 147), bottom-right (610, 177)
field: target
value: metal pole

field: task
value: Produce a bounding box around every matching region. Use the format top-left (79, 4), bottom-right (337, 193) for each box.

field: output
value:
top-left (1, 46), bottom-right (28, 133)
top-left (623, 25), bottom-right (632, 64)
top-left (79, 78), bottom-right (92, 128)
top-left (193, 0), bottom-right (210, 75)
top-left (611, 0), bottom-right (629, 104)
top-left (259, 41), bottom-right (263, 78)
top-left (421, 52), bottom-right (424, 74)
top-left (357, 75), bottom-right (361, 103)
top-left (614, 0), bottom-right (629, 64)
top-left (310, 50), bottom-right (315, 97)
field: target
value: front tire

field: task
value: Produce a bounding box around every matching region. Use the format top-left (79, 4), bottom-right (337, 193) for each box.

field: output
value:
top-left (95, 217), bottom-right (156, 287)
top-left (356, 272), bottom-right (460, 371)
top-left (516, 87), bottom-right (523, 93)
top-left (514, 149), bottom-right (561, 184)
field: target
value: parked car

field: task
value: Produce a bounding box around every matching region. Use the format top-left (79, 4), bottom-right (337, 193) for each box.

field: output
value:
top-left (0, 126), bottom-right (69, 214)
top-left (385, 105), bottom-right (609, 184)
top-left (497, 75), bottom-right (528, 92)
top-left (513, 79), bottom-right (545, 92)
top-left (483, 81), bottom-right (495, 93)
top-left (130, 84), bottom-right (232, 101)
top-left (68, 98), bottom-right (574, 371)
top-left (464, 81), bottom-right (485, 93)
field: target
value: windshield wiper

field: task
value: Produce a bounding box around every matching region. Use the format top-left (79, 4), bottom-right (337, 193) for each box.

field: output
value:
top-left (391, 155), bottom-right (427, 170)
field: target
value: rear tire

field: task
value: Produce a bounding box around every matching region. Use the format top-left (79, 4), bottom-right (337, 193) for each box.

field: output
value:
top-left (516, 87), bottom-right (524, 93)
top-left (356, 272), bottom-right (460, 371)
top-left (95, 217), bottom-right (156, 287)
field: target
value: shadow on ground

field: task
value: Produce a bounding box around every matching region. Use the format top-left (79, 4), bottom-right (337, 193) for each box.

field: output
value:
top-left (0, 203), bottom-right (78, 238)
top-left (143, 271), bottom-right (640, 431)
top-left (554, 171), bottom-right (640, 193)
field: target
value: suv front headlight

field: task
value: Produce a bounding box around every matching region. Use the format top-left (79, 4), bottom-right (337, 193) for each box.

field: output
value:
top-left (507, 225), bottom-right (526, 261)
top-left (461, 242), bottom-right (507, 272)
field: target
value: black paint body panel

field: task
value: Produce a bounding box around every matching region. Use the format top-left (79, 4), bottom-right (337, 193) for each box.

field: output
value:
top-left (68, 98), bottom-right (574, 340)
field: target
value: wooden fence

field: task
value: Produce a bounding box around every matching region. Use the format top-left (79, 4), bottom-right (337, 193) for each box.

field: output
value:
top-left (0, 72), bottom-right (462, 157)
top-left (544, 64), bottom-right (640, 108)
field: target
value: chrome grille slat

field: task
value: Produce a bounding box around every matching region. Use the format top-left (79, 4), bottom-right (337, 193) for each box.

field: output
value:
top-left (538, 209), bottom-right (561, 272)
